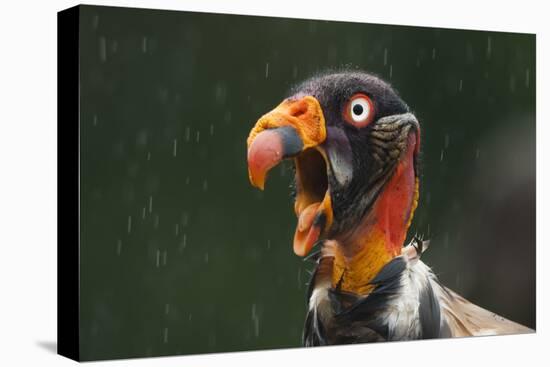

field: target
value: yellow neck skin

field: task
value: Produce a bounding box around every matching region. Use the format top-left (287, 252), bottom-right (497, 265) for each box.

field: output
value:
top-left (331, 222), bottom-right (397, 295)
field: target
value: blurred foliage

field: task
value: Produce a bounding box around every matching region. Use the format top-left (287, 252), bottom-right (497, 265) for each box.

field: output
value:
top-left (78, 5), bottom-right (535, 360)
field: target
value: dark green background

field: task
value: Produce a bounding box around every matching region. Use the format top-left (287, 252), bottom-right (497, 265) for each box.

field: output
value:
top-left (78, 5), bottom-right (536, 361)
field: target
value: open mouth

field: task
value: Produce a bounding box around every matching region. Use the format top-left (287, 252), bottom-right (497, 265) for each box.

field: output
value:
top-left (294, 148), bottom-right (328, 213)
top-left (292, 148), bottom-right (331, 256)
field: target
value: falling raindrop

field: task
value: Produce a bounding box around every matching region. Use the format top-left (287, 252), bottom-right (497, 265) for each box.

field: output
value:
top-left (165, 303), bottom-right (170, 315)
top-left (475, 148), bottom-right (480, 159)
top-left (202, 179), bottom-right (208, 192)
top-left (127, 215), bottom-right (132, 234)
top-left (182, 212), bottom-right (189, 226)
top-left (383, 48), bottom-right (388, 66)
top-left (156, 250), bottom-right (160, 267)
top-left (458, 79), bottom-right (463, 92)
top-left (204, 252), bottom-right (209, 263)
top-left (265, 62), bottom-right (269, 78)
top-left (136, 130), bottom-right (148, 147)
top-left (267, 239), bottom-right (271, 249)
top-left (224, 111), bottom-right (232, 124)
top-left (185, 126), bottom-right (190, 142)
top-left (210, 124), bottom-right (215, 136)
top-left (179, 233), bottom-right (187, 252)
top-left (486, 36), bottom-right (492, 59)
top-left (196, 131), bottom-right (200, 143)
top-left (99, 37), bottom-right (107, 62)
top-left (440, 150), bottom-right (444, 162)
top-left (111, 40), bottom-right (118, 53)
top-left (92, 14), bottom-right (99, 30)
top-left (147, 152), bottom-right (151, 161)
top-left (93, 114), bottom-right (98, 126)
top-left (252, 303), bottom-right (259, 337)
top-left (154, 214), bottom-right (160, 229)
top-left (149, 196), bottom-right (153, 213)
top-left (163, 327), bottom-right (168, 343)
top-left (173, 139), bottom-right (178, 157)
top-left (308, 21), bottom-right (317, 34)
top-left (444, 134), bottom-right (450, 149)
top-left (162, 250), bottom-right (167, 266)
top-left (466, 42), bottom-right (474, 63)
top-left (432, 48), bottom-right (436, 60)
top-left (142, 36), bottom-right (148, 53)
top-left (185, 176), bottom-right (190, 185)
top-left (214, 83), bottom-right (227, 104)
top-left (142, 207), bottom-right (146, 219)
top-left (116, 240), bottom-right (122, 255)
top-left (389, 64), bottom-right (393, 79)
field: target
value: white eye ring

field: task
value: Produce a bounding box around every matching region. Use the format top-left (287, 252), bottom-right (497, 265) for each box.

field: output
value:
top-left (350, 97), bottom-right (371, 123)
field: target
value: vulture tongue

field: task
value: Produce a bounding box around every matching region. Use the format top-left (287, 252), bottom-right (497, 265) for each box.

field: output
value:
top-left (294, 202), bottom-right (322, 256)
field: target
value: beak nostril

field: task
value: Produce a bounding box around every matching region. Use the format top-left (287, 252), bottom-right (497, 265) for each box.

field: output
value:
top-left (290, 102), bottom-right (309, 118)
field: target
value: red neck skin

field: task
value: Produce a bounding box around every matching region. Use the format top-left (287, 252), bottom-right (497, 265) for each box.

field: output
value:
top-left (372, 132), bottom-right (419, 255)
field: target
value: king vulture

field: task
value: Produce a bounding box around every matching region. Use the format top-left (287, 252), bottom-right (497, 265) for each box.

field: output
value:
top-left (246, 71), bottom-right (532, 345)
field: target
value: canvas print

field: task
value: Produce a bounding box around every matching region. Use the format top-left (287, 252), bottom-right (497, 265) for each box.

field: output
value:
top-left (58, 4), bottom-right (535, 361)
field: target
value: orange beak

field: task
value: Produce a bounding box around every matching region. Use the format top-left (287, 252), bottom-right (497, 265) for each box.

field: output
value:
top-left (247, 96), bottom-right (333, 257)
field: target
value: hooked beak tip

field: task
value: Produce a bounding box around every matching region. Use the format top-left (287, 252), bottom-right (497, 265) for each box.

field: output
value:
top-left (248, 169), bottom-right (266, 190)
top-left (247, 128), bottom-right (287, 191)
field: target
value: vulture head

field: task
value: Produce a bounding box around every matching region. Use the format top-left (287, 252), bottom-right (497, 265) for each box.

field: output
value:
top-left (247, 71), bottom-right (420, 295)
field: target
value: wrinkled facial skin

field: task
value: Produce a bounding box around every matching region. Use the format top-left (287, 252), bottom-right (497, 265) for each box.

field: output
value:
top-left (288, 72), bottom-right (416, 238)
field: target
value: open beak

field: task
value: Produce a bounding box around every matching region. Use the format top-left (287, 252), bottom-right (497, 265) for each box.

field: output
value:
top-left (247, 96), bottom-right (333, 257)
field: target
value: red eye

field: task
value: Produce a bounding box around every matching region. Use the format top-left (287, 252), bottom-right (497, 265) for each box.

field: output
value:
top-left (343, 93), bottom-right (375, 128)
